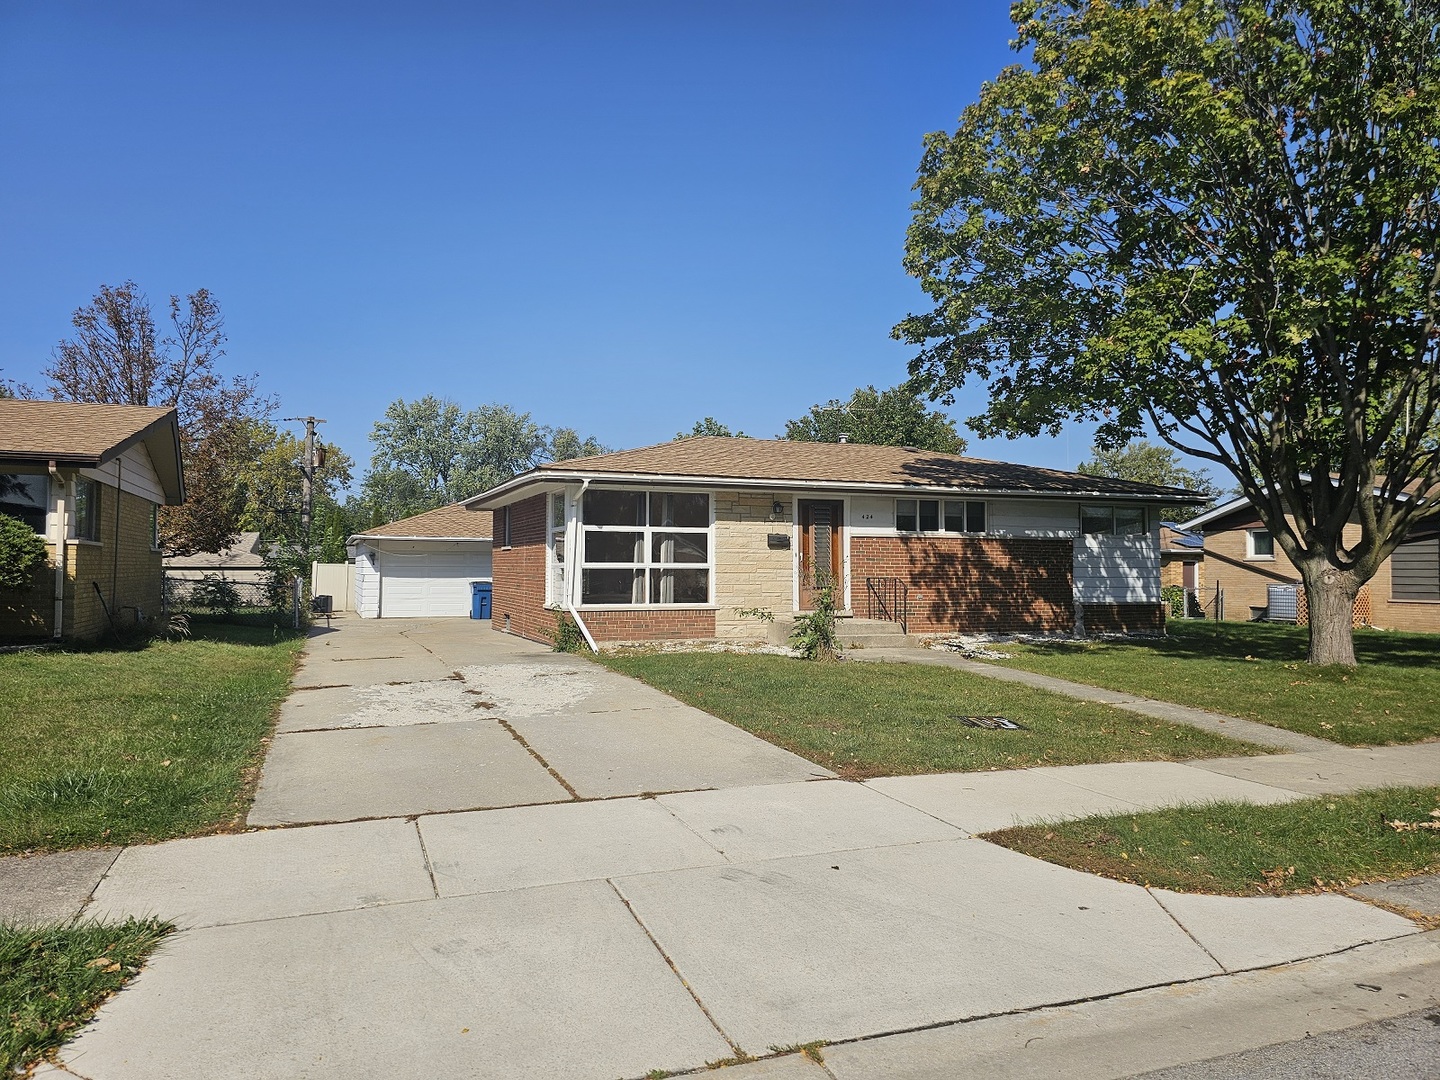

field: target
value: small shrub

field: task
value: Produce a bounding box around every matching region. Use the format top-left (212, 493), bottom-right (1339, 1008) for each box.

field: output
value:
top-left (790, 578), bottom-right (840, 661)
top-left (552, 611), bottom-right (585, 653)
top-left (1161, 584), bottom-right (1186, 620)
top-left (0, 513), bottom-right (48, 592)
top-left (190, 574), bottom-right (241, 614)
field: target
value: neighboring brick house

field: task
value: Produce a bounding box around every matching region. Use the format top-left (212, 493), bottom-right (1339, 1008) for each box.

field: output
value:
top-left (1182, 493), bottom-right (1440, 632)
top-left (467, 437), bottom-right (1197, 647)
top-left (0, 400), bottom-right (184, 640)
top-left (1159, 522), bottom-right (1205, 594)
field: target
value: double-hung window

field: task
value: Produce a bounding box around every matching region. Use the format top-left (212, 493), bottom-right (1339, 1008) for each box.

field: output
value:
top-left (74, 478), bottom-right (100, 541)
top-left (580, 489), bottom-right (711, 605)
top-left (547, 493), bottom-right (567, 605)
top-left (895, 498), bottom-right (985, 534)
top-left (1080, 505), bottom-right (1147, 536)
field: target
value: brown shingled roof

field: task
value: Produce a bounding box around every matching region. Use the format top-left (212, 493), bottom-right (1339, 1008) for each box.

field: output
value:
top-left (469, 437), bottom-right (1199, 505)
top-left (0, 399), bottom-right (185, 502)
top-left (352, 503), bottom-right (493, 541)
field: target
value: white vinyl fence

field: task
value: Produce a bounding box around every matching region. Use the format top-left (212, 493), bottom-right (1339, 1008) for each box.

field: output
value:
top-left (311, 562), bottom-right (356, 612)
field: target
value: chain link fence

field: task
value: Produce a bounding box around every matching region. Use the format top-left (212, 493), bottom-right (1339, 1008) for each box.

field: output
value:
top-left (163, 573), bottom-right (303, 629)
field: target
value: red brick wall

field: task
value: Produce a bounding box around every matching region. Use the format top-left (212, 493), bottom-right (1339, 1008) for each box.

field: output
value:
top-left (850, 535), bottom-right (1075, 634)
top-left (491, 494), bottom-right (551, 644)
top-left (1081, 602), bottom-right (1165, 636)
top-left (580, 608), bottom-right (717, 642)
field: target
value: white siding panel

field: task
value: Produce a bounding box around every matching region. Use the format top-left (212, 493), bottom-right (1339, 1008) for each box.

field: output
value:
top-left (354, 547), bottom-right (380, 618)
top-left (849, 495), bottom-right (894, 532)
top-left (80, 444), bottom-right (166, 504)
top-left (1074, 533), bottom-right (1161, 603)
top-left (377, 540), bottom-right (492, 618)
top-left (987, 498), bottom-right (1079, 536)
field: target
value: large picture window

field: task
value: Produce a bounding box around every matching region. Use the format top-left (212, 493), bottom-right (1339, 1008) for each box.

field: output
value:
top-left (580, 489), bottom-right (711, 605)
top-left (895, 498), bottom-right (985, 534)
top-left (0, 474), bottom-right (47, 533)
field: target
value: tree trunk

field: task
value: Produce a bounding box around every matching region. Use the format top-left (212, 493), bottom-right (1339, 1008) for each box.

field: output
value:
top-left (1298, 563), bottom-right (1360, 667)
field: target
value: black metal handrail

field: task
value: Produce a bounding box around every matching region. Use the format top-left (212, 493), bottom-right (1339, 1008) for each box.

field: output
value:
top-left (865, 577), bottom-right (909, 635)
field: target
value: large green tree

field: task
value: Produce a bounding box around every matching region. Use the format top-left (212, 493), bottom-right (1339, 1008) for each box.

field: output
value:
top-left (358, 396), bottom-right (606, 522)
top-left (234, 422), bottom-right (355, 544)
top-left (43, 282), bottom-right (274, 556)
top-left (1078, 440), bottom-right (1225, 518)
top-left (677, 417), bottom-right (747, 438)
top-left (783, 383), bottom-right (968, 453)
top-left (896, 0), bottom-right (1440, 665)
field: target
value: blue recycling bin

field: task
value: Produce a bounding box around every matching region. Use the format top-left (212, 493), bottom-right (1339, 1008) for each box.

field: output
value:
top-left (470, 581), bottom-right (493, 620)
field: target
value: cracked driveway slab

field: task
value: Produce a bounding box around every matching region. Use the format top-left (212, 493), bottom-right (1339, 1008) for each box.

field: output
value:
top-left (419, 797), bottom-right (729, 896)
top-left (247, 720), bottom-right (571, 825)
top-left (58, 881), bottom-right (734, 1080)
top-left (612, 839), bottom-right (1222, 1050)
top-left (509, 705), bottom-right (832, 798)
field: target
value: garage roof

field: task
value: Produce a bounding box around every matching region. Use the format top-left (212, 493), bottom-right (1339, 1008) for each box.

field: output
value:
top-left (351, 503), bottom-right (493, 542)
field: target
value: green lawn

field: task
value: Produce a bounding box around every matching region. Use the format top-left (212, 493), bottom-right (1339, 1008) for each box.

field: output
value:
top-left (985, 787), bottom-right (1440, 901)
top-left (0, 917), bottom-right (171, 1076)
top-left (984, 621), bottom-right (1440, 746)
top-left (0, 624), bottom-right (304, 854)
top-left (598, 652), bottom-right (1269, 778)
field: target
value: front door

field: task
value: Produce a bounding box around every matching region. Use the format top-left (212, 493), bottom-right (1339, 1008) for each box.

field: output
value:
top-left (798, 500), bottom-right (844, 611)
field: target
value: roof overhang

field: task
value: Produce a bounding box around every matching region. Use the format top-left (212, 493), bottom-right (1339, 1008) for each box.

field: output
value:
top-left (0, 409), bottom-right (185, 504)
top-left (465, 469), bottom-right (1203, 509)
top-left (349, 534), bottom-right (493, 543)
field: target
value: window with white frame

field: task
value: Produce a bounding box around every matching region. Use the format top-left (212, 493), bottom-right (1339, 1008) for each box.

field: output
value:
top-left (0, 474), bottom-right (47, 533)
top-left (546, 492), bottom-right (566, 606)
top-left (895, 498), bottom-right (986, 534)
top-left (74, 478), bottom-right (100, 541)
top-left (150, 504), bottom-right (161, 550)
top-left (580, 489), bottom-right (711, 605)
top-left (1247, 529), bottom-right (1275, 558)
top-left (1080, 505), bottom-right (1147, 536)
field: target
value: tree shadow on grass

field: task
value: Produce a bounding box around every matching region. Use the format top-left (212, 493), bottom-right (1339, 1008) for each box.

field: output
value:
top-left (1023, 619), bottom-right (1440, 669)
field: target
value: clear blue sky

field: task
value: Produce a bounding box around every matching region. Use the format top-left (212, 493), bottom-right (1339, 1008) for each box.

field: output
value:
top-left (0, 1), bottom-right (1105, 481)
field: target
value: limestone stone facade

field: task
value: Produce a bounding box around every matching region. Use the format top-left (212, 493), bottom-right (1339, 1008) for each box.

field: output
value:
top-left (712, 491), bottom-right (793, 639)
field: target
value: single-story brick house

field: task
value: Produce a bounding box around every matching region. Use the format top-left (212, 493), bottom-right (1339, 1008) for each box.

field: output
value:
top-left (0, 399), bottom-right (184, 640)
top-left (466, 437), bottom-right (1198, 646)
top-left (350, 503), bottom-right (493, 618)
top-left (1182, 493), bottom-right (1440, 632)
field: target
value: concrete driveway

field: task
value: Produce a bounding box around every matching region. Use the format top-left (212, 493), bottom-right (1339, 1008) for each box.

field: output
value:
top-left (35, 617), bottom-right (1438, 1080)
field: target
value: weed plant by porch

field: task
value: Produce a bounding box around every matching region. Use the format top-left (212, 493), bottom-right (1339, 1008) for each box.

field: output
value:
top-left (0, 917), bottom-right (171, 1075)
top-left (984, 787), bottom-right (1440, 900)
top-left (0, 623), bottom-right (304, 853)
top-left (986, 621), bottom-right (1440, 746)
top-left (598, 653), bottom-right (1269, 778)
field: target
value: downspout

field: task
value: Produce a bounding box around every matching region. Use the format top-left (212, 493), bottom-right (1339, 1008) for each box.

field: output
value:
top-left (48, 462), bottom-right (66, 640)
top-left (562, 479), bottom-right (599, 653)
top-left (111, 457), bottom-right (123, 618)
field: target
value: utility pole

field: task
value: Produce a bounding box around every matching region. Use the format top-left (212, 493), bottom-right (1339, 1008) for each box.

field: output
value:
top-left (283, 416), bottom-right (327, 551)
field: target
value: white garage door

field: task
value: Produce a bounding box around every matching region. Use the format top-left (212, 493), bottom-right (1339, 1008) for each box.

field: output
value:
top-left (379, 541), bottom-right (492, 618)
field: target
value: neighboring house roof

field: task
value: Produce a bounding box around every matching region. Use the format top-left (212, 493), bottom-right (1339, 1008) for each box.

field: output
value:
top-left (163, 531), bottom-right (267, 570)
top-left (467, 437), bottom-right (1202, 508)
top-left (351, 503), bottom-right (494, 542)
top-left (1159, 522), bottom-right (1205, 552)
top-left (0, 399), bottom-right (185, 503)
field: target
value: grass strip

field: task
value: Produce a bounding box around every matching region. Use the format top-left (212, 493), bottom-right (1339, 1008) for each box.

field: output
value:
top-left (598, 651), bottom-right (1269, 778)
top-left (0, 917), bottom-right (172, 1075)
top-left (0, 623), bottom-right (305, 853)
top-left (987, 621), bottom-right (1440, 746)
top-left (984, 786), bottom-right (1440, 897)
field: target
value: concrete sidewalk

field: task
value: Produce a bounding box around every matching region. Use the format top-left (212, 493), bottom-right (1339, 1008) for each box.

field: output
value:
top-left (5, 617), bottom-right (1439, 1080)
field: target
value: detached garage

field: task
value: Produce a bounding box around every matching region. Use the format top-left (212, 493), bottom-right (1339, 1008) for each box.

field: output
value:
top-left (350, 504), bottom-right (493, 618)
